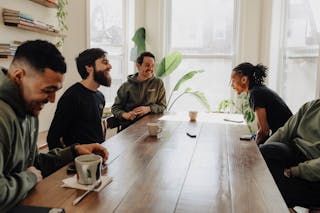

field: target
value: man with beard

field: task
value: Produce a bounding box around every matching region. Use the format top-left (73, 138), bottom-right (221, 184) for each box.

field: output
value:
top-left (111, 51), bottom-right (166, 130)
top-left (47, 48), bottom-right (112, 149)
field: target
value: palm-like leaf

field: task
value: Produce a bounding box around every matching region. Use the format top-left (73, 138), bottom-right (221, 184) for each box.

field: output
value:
top-left (188, 91), bottom-right (211, 111)
top-left (132, 27), bottom-right (146, 55)
top-left (156, 52), bottom-right (182, 77)
top-left (173, 70), bottom-right (204, 91)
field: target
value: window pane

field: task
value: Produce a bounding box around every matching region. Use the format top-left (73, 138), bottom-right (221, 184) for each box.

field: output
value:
top-left (167, 58), bottom-right (232, 111)
top-left (287, 0), bottom-right (320, 49)
top-left (170, 0), bottom-right (234, 54)
top-left (167, 0), bottom-right (235, 112)
top-left (282, 58), bottom-right (317, 112)
top-left (90, 0), bottom-right (123, 48)
top-left (90, 0), bottom-right (127, 104)
top-left (279, 0), bottom-right (320, 112)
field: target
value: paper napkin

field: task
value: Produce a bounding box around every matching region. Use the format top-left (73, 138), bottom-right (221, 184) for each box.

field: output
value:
top-left (62, 175), bottom-right (112, 191)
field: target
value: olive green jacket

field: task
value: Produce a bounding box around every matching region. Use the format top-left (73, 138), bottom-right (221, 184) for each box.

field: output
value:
top-left (111, 73), bottom-right (166, 120)
top-left (0, 70), bottom-right (75, 212)
top-left (267, 99), bottom-right (320, 181)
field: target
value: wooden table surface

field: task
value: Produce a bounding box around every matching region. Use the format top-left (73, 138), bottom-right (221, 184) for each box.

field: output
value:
top-left (21, 113), bottom-right (289, 213)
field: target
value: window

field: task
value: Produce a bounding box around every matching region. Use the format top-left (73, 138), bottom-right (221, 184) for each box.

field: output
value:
top-left (89, 0), bottom-right (133, 105)
top-left (165, 0), bottom-right (236, 111)
top-left (272, 0), bottom-right (320, 113)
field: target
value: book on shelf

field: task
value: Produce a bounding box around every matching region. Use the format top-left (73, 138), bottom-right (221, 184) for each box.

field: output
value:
top-left (2, 8), bottom-right (19, 14)
top-left (3, 9), bottom-right (33, 21)
top-left (3, 16), bottom-right (34, 23)
top-left (47, 0), bottom-right (58, 3)
top-left (17, 24), bottom-right (59, 35)
top-left (2, 8), bottom-right (59, 35)
top-left (0, 42), bottom-right (21, 58)
top-left (4, 20), bottom-right (36, 28)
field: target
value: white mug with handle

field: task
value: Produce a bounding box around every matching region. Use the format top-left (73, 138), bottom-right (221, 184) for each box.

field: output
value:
top-left (147, 122), bottom-right (162, 136)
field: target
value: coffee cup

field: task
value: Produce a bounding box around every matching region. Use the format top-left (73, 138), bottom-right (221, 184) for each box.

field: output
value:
top-left (147, 122), bottom-right (162, 136)
top-left (75, 154), bottom-right (102, 185)
top-left (189, 111), bottom-right (198, 122)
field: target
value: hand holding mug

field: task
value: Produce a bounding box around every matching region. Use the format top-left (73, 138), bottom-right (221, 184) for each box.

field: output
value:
top-left (75, 143), bottom-right (109, 162)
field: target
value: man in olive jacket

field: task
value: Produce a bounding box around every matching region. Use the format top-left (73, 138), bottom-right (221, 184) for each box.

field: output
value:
top-left (0, 40), bottom-right (108, 212)
top-left (260, 100), bottom-right (320, 212)
top-left (111, 51), bottom-right (166, 130)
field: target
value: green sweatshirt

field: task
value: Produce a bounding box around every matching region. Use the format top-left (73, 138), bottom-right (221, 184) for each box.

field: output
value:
top-left (266, 99), bottom-right (320, 181)
top-left (111, 73), bottom-right (166, 120)
top-left (0, 70), bottom-right (75, 212)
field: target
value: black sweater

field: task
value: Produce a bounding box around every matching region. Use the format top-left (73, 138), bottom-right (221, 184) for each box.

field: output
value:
top-left (47, 83), bottom-right (105, 149)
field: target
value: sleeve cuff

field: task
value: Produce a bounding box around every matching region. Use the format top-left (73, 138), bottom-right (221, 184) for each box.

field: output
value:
top-left (291, 166), bottom-right (300, 177)
top-left (71, 143), bottom-right (80, 158)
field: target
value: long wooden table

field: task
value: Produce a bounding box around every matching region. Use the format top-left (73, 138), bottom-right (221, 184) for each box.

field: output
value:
top-left (21, 113), bottom-right (289, 213)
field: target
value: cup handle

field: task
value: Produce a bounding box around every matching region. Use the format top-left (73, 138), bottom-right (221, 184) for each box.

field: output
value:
top-left (157, 127), bottom-right (162, 133)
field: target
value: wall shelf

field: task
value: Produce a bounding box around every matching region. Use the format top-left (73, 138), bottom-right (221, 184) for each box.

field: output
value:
top-left (7, 24), bottom-right (59, 36)
top-left (29, 0), bottom-right (58, 8)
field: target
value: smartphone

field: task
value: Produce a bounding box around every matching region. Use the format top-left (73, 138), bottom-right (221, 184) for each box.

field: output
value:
top-left (66, 164), bottom-right (77, 174)
top-left (186, 132), bottom-right (197, 138)
top-left (240, 134), bottom-right (253, 141)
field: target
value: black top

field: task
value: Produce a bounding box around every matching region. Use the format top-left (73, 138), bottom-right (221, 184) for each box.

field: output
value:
top-left (47, 83), bottom-right (105, 149)
top-left (249, 85), bottom-right (292, 134)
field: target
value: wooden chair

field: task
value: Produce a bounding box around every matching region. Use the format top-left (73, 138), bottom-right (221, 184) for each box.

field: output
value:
top-left (106, 116), bottom-right (122, 133)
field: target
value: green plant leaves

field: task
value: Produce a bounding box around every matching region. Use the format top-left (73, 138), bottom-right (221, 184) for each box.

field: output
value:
top-left (167, 90), bottom-right (210, 112)
top-left (132, 27), bottom-right (146, 55)
top-left (156, 52), bottom-right (182, 77)
top-left (217, 99), bottom-right (235, 112)
top-left (173, 70), bottom-right (204, 91)
top-left (188, 91), bottom-right (211, 111)
top-left (56, 0), bottom-right (68, 48)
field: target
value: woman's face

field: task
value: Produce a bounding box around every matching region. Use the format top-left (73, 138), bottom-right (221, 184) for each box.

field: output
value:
top-left (230, 71), bottom-right (249, 94)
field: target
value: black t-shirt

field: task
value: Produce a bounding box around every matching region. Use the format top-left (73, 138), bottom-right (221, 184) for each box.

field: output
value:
top-left (249, 85), bottom-right (292, 134)
top-left (47, 83), bottom-right (105, 149)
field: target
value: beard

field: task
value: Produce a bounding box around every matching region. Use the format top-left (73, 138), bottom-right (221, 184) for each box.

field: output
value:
top-left (93, 68), bottom-right (112, 87)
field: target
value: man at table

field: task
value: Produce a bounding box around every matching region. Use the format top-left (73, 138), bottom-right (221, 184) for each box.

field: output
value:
top-left (0, 40), bottom-right (109, 212)
top-left (260, 100), bottom-right (320, 213)
top-left (47, 48), bottom-right (112, 149)
top-left (111, 51), bottom-right (166, 130)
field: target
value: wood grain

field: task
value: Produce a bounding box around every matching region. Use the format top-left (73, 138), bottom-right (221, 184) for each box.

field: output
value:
top-left (21, 113), bottom-right (289, 213)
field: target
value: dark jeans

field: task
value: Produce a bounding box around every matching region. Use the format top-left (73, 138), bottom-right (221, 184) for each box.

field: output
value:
top-left (260, 142), bottom-right (320, 208)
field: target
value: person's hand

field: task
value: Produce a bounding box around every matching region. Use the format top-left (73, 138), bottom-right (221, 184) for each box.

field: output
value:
top-left (75, 143), bottom-right (109, 162)
top-left (132, 106), bottom-right (151, 116)
top-left (284, 168), bottom-right (292, 178)
top-left (26, 166), bottom-right (43, 183)
top-left (122, 111), bottom-right (136, 120)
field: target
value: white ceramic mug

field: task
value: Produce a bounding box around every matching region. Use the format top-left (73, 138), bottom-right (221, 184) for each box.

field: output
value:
top-left (189, 111), bottom-right (198, 122)
top-left (147, 122), bottom-right (162, 136)
top-left (75, 154), bottom-right (102, 185)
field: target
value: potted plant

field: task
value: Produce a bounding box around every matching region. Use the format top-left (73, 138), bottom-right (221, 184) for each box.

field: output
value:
top-left (218, 93), bottom-right (256, 134)
top-left (56, 0), bottom-right (68, 48)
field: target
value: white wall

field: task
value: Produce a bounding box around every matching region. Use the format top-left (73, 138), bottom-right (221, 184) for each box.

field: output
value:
top-left (0, 0), bottom-right (87, 132)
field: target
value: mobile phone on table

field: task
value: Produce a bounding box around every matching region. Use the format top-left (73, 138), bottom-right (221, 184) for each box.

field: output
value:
top-left (186, 132), bottom-right (197, 138)
top-left (240, 134), bottom-right (253, 141)
top-left (67, 163), bottom-right (77, 174)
